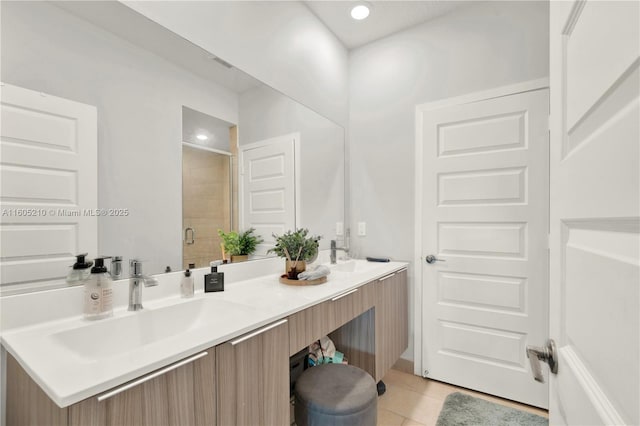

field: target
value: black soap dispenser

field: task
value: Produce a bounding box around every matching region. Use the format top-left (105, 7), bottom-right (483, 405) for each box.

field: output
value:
top-left (66, 253), bottom-right (94, 285)
top-left (205, 261), bottom-right (224, 292)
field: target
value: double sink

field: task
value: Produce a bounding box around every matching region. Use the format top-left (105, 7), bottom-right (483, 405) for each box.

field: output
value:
top-left (50, 260), bottom-right (374, 361)
top-left (2, 259), bottom-right (398, 406)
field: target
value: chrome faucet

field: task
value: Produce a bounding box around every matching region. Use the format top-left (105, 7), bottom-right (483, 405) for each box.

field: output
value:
top-left (330, 239), bottom-right (349, 264)
top-left (128, 259), bottom-right (158, 311)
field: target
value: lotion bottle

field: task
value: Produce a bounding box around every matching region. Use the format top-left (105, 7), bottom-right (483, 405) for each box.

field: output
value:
top-left (181, 264), bottom-right (194, 298)
top-left (84, 257), bottom-right (113, 320)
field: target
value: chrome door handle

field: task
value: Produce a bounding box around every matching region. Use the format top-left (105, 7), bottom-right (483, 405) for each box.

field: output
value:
top-left (425, 255), bottom-right (445, 264)
top-left (184, 227), bottom-right (195, 245)
top-left (526, 339), bottom-right (558, 383)
top-left (331, 288), bottom-right (359, 301)
top-left (97, 351), bottom-right (208, 401)
top-left (230, 319), bottom-right (288, 346)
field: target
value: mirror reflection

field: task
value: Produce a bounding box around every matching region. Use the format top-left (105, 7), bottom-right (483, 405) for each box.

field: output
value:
top-left (182, 106), bottom-right (236, 269)
top-left (0, 1), bottom-right (345, 294)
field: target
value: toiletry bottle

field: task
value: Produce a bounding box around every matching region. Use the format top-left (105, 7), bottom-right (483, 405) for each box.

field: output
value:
top-left (84, 257), bottom-right (114, 320)
top-left (205, 261), bottom-right (224, 292)
top-left (66, 253), bottom-right (93, 285)
top-left (181, 265), bottom-right (194, 298)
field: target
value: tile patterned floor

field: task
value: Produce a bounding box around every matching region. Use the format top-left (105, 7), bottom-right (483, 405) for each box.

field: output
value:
top-left (377, 369), bottom-right (549, 426)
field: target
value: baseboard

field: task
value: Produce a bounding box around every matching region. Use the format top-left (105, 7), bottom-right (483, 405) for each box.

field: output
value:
top-left (392, 358), bottom-right (414, 375)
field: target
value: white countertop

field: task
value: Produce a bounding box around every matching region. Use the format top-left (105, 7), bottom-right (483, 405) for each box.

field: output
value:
top-left (0, 259), bottom-right (407, 407)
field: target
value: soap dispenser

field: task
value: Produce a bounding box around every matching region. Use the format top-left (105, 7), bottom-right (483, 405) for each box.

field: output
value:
top-left (181, 264), bottom-right (194, 298)
top-left (66, 253), bottom-right (93, 285)
top-left (84, 257), bottom-right (114, 320)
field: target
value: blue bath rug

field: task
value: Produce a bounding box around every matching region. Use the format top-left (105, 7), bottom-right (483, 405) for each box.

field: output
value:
top-left (436, 392), bottom-right (548, 426)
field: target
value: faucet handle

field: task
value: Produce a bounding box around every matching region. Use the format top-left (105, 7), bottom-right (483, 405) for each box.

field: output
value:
top-left (130, 259), bottom-right (144, 276)
top-left (143, 276), bottom-right (159, 287)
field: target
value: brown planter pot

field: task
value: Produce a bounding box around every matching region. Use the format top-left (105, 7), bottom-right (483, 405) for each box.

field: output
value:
top-left (231, 255), bottom-right (249, 263)
top-left (285, 260), bottom-right (306, 279)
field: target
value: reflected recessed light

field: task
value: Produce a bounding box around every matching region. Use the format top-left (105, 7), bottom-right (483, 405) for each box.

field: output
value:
top-left (351, 3), bottom-right (370, 20)
top-left (196, 134), bottom-right (208, 141)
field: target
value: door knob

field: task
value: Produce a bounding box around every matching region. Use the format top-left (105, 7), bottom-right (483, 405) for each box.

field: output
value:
top-left (526, 339), bottom-right (558, 383)
top-left (425, 255), bottom-right (445, 264)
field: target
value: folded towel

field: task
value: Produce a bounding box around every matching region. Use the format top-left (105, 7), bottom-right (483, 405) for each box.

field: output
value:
top-left (298, 265), bottom-right (331, 281)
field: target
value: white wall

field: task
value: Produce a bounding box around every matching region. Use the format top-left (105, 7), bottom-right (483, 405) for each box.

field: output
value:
top-left (1, 1), bottom-right (239, 275)
top-left (348, 1), bottom-right (550, 360)
top-left (122, 1), bottom-right (350, 128)
top-left (238, 85), bottom-right (345, 249)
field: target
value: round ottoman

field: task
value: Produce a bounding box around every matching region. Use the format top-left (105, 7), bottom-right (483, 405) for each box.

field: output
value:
top-left (294, 364), bottom-right (377, 426)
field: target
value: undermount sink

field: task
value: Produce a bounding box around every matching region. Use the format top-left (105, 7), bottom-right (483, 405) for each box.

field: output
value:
top-left (328, 260), bottom-right (374, 273)
top-left (50, 298), bottom-right (207, 360)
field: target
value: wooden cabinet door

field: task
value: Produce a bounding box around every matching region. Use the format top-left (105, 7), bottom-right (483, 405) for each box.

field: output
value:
top-left (69, 350), bottom-right (215, 426)
top-left (6, 354), bottom-right (68, 426)
top-left (216, 319), bottom-right (290, 426)
top-left (375, 269), bottom-right (408, 381)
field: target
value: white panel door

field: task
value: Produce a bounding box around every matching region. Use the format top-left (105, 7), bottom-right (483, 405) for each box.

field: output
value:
top-left (420, 89), bottom-right (549, 407)
top-left (549, 1), bottom-right (639, 424)
top-left (240, 134), bottom-right (297, 256)
top-left (0, 84), bottom-right (97, 294)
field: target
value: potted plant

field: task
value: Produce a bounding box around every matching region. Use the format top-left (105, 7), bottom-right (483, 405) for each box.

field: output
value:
top-left (268, 228), bottom-right (321, 279)
top-left (217, 228), bottom-right (263, 263)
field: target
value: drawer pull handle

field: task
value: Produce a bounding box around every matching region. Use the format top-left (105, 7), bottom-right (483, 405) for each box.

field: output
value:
top-left (230, 319), bottom-right (288, 346)
top-left (331, 288), bottom-right (359, 302)
top-left (97, 351), bottom-right (208, 402)
top-left (379, 273), bottom-right (396, 282)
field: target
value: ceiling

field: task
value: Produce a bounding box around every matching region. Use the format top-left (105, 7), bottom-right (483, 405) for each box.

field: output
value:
top-left (304, 1), bottom-right (474, 49)
top-left (54, 1), bottom-right (262, 94)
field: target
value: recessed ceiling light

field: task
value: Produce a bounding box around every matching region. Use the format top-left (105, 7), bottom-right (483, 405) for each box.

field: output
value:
top-left (351, 3), bottom-right (370, 20)
top-left (196, 134), bottom-right (208, 141)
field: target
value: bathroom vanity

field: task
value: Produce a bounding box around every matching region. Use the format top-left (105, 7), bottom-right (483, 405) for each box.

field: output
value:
top-left (3, 260), bottom-right (407, 426)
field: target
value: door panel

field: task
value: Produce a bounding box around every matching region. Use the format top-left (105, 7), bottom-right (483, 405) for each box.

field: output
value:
top-left (0, 84), bottom-right (97, 293)
top-left (421, 89), bottom-right (549, 408)
top-left (240, 135), bottom-right (296, 256)
top-left (550, 1), bottom-right (639, 424)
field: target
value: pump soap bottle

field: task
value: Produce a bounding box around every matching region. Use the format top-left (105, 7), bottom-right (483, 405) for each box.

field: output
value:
top-left (181, 263), bottom-right (195, 298)
top-left (66, 253), bottom-right (93, 285)
top-left (84, 257), bottom-right (114, 320)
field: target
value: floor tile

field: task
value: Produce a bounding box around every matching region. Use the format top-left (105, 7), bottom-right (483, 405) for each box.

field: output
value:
top-left (377, 408), bottom-right (406, 426)
top-left (380, 368), bottom-right (549, 424)
top-left (401, 419), bottom-right (428, 426)
top-left (378, 384), bottom-right (443, 424)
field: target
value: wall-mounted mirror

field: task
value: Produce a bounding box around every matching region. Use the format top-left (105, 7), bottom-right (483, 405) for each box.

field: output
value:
top-left (0, 1), bottom-right (345, 294)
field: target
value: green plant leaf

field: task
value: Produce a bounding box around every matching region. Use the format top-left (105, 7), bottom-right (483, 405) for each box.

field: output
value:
top-left (218, 228), bottom-right (263, 256)
top-left (267, 228), bottom-right (321, 261)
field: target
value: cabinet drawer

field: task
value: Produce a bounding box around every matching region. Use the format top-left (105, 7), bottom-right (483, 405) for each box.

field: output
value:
top-left (69, 350), bottom-right (216, 426)
top-left (288, 282), bottom-right (375, 355)
top-left (6, 349), bottom-right (217, 426)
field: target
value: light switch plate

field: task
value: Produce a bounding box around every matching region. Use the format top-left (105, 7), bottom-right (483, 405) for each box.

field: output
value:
top-left (358, 222), bottom-right (366, 236)
top-left (336, 222), bottom-right (344, 236)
